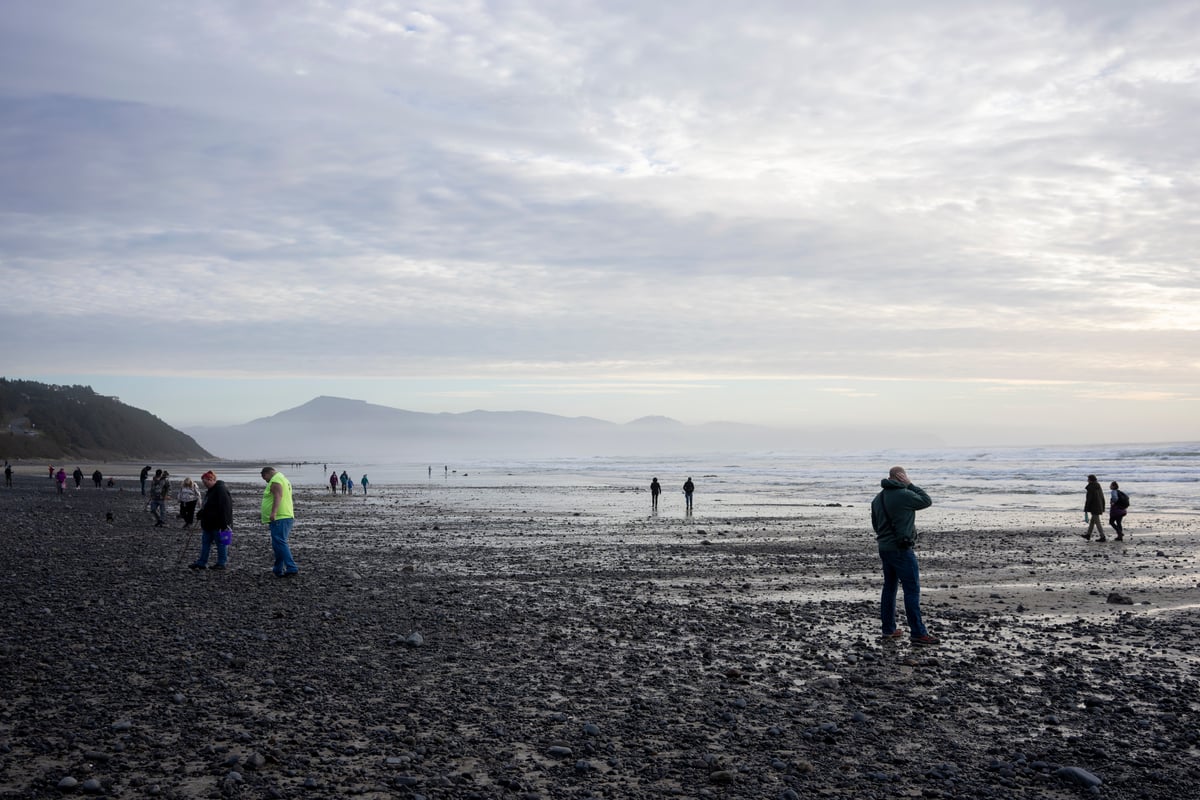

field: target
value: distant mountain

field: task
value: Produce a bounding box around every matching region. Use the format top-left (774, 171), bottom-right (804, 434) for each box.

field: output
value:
top-left (0, 378), bottom-right (213, 461)
top-left (186, 395), bottom-right (943, 461)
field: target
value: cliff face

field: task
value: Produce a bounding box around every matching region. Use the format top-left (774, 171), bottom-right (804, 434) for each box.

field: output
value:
top-left (0, 378), bottom-right (212, 461)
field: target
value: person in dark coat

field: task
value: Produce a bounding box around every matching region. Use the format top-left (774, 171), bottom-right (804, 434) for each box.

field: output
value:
top-left (1083, 474), bottom-right (1106, 541)
top-left (682, 477), bottom-right (695, 513)
top-left (872, 466), bottom-right (937, 645)
top-left (650, 477), bottom-right (661, 510)
top-left (192, 470), bottom-right (233, 570)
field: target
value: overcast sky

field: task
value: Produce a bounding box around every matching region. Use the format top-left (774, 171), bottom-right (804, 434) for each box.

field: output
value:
top-left (2, 1), bottom-right (1198, 446)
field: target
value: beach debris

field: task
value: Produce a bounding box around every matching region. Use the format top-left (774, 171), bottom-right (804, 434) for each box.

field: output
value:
top-left (405, 631), bottom-right (424, 647)
top-left (1107, 592), bottom-right (1134, 605)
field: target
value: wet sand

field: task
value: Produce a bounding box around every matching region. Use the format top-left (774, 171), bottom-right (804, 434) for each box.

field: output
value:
top-left (1, 477), bottom-right (1198, 799)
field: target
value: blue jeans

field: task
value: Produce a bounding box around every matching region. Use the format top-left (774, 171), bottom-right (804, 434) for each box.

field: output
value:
top-left (269, 517), bottom-right (298, 575)
top-left (150, 497), bottom-right (165, 523)
top-left (195, 528), bottom-right (228, 567)
top-left (880, 549), bottom-right (927, 638)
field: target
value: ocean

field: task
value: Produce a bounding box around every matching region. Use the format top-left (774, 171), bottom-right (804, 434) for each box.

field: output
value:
top-left (196, 441), bottom-right (1200, 520)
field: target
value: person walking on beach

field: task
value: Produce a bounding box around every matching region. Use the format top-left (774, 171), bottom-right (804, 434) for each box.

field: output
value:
top-left (72, 467), bottom-right (83, 489)
top-left (192, 470), bottom-right (232, 570)
top-left (92, 469), bottom-right (103, 488)
top-left (1109, 481), bottom-right (1129, 541)
top-left (360, 474), bottom-right (369, 495)
top-left (329, 471), bottom-right (338, 494)
top-left (55, 468), bottom-right (67, 494)
top-left (140, 465), bottom-right (151, 495)
top-left (177, 477), bottom-right (200, 528)
top-left (1083, 474), bottom-right (1106, 541)
top-left (340, 470), bottom-right (350, 495)
top-left (871, 466), bottom-right (938, 646)
top-left (650, 477), bottom-right (661, 510)
top-left (261, 466), bottom-right (298, 577)
top-left (682, 477), bottom-right (695, 513)
top-left (4, 463), bottom-right (12, 487)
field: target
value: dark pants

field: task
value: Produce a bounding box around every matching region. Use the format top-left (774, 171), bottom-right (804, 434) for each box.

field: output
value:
top-left (180, 501), bottom-right (197, 526)
top-left (880, 549), bottom-right (928, 638)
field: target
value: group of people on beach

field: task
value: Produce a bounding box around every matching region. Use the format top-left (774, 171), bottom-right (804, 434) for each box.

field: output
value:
top-left (649, 476), bottom-right (696, 513)
top-left (131, 464), bottom-right (300, 577)
top-left (328, 470), bottom-right (369, 495)
top-left (1083, 474), bottom-right (1131, 541)
top-left (178, 466), bottom-right (299, 577)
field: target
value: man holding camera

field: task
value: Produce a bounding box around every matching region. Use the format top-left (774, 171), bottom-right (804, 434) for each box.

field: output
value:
top-left (871, 466), bottom-right (938, 646)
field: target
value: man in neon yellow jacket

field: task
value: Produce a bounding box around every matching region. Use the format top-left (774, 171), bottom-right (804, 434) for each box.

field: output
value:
top-left (261, 466), bottom-right (298, 577)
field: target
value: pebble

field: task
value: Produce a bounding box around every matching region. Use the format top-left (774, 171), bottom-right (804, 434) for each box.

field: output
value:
top-left (1055, 766), bottom-right (1102, 788)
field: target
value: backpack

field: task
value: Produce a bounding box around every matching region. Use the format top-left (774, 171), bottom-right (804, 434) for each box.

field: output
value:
top-left (1115, 490), bottom-right (1130, 509)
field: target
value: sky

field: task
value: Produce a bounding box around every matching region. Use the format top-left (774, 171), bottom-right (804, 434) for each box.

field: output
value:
top-left (2, 1), bottom-right (1198, 447)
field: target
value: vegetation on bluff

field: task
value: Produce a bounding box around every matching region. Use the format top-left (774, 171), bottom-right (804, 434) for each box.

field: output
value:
top-left (1, 378), bottom-right (212, 461)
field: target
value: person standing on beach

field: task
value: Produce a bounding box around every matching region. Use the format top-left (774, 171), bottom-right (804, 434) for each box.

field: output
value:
top-left (682, 477), bottom-right (695, 512)
top-left (72, 467), bottom-right (83, 489)
top-left (149, 469), bottom-right (169, 527)
top-left (177, 477), bottom-right (200, 528)
top-left (192, 470), bottom-right (233, 570)
top-left (140, 465), bottom-right (151, 495)
top-left (329, 471), bottom-right (338, 494)
top-left (871, 466), bottom-right (938, 645)
top-left (4, 463), bottom-right (12, 487)
top-left (261, 466), bottom-right (298, 577)
top-left (360, 474), bottom-right (369, 495)
top-left (340, 470), bottom-right (350, 495)
top-left (650, 477), bottom-right (661, 510)
top-left (1109, 481), bottom-right (1129, 541)
top-left (55, 468), bottom-right (67, 494)
top-left (92, 469), bottom-right (102, 488)
top-left (1083, 474), bottom-right (1106, 541)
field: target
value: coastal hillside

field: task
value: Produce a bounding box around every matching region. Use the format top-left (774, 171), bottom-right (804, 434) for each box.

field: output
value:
top-left (0, 378), bottom-right (212, 461)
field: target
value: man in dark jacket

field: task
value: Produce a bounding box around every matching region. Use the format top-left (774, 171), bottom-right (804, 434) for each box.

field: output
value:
top-left (1083, 474), bottom-right (1106, 541)
top-left (871, 466), bottom-right (937, 645)
top-left (192, 470), bottom-right (233, 570)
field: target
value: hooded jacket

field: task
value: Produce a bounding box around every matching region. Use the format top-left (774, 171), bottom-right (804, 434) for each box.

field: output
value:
top-left (871, 478), bottom-right (932, 552)
top-left (197, 480), bottom-right (234, 532)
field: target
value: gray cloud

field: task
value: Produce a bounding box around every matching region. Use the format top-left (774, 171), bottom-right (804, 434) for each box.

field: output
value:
top-left (1, 1), bottom-right (1198, 441)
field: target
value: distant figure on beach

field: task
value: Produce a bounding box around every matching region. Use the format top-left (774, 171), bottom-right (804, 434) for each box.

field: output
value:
top-left (329, 471), bottom-right (338, 494)
top-left (72, 467), bottom-right (83, 489)
top-left (140, 465), bottom-right (151, 495)
top-left (49, 465), bottom-right (54, 479)
top-left (1109, 481), bottom-right (1129, 541)
top-left (428, 465), bottom-right (432, 478)
top-left (340, 470), bottom-right (350, 495)
top-left (871, 466), bottom-right (938, 646)
top-left (261, 466), bottom-right (298, 577)
top-left (682, 477), bottom-right (694, 512)
top-left (92, 469), bottom-right (102, 488)
top-left (177, 477), bottom-right (200, 528)
top-left (4, 463), bottom-right (12, 487)
top-left (55, 468), bottom-right (67, 494)
top-left (360, 474), bottom-right (369, 495)
top-left (650, 477), bottom-right (661, 510)
top-left (192, 470), bottom-right (232, 570)
top-left (1083, 474), bottom-right (1106, 541)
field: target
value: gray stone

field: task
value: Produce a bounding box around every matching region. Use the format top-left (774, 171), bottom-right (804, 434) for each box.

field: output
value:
top-left (1055, 766), bottom-right (1102, 788)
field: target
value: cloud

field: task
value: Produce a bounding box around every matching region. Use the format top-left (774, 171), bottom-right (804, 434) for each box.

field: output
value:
top-left (1, 1), bottom-right (1198, 442)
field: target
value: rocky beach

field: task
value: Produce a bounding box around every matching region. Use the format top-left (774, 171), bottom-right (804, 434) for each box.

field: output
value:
top-left (1, 471), bottom-right (1198, 799)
